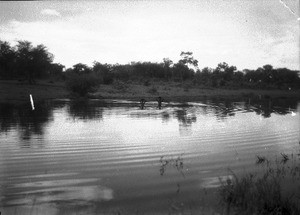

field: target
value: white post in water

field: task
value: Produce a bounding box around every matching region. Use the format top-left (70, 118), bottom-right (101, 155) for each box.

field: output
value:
top-left (30, 94), bottom-right (35, 110)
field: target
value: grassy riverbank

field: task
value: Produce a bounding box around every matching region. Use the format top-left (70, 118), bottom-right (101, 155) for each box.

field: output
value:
top-left (93, 80), bottom-right (300, 101)
top-left (1, 79), bottom-right (300, 104)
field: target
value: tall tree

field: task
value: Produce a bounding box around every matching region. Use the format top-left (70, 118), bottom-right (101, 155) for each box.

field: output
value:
top-left (93, 62), bottom-right (113, 84)
top-left (31, 44), bottom-right (54, 78)
top-left (16, 41), bottom-right (53, 84)
top-left (163, 58), bottom-right (173, 80)
top-left (173, 52), bottom-right (198, 81)
top-left (71, 63), bottom-right (92, 74)
top-left (178, 51), bottom-right (198, 70)
top-left (16, 41), bottom-right (33, 82)
top-left (0, 40), bottom-right (16, 79)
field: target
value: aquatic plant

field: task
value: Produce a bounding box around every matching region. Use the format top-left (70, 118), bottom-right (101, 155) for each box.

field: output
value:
top-left (256, 155), bottom-right (268, 164)
top-left (219, 172), bottom-right (300, 214)
top-left (159, 154), bottom-right (184, 177)
top-left (219, 153), bottom-right (300, 215)
top-left (159, 156), bottom-right (169, 176)
top-left (281, 153), bottom-right (289, 164)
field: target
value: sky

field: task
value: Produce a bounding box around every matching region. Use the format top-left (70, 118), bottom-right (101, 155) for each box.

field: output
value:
top-left (0, 0), bottom-right (299, 70)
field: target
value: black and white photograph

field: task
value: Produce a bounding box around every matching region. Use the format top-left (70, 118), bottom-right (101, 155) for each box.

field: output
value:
top-left (0, 0), bottom-right (299, 214)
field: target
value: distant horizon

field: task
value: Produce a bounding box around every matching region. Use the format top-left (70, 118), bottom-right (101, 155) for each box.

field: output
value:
top-left (62, 57), bottom-right (299, 72)
top-left (1, 1), bottom-right (299, 70)
top-left (1, 38), bottom-right (300, 73)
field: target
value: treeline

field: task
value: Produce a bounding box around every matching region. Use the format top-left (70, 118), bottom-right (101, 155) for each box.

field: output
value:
top-left (1, 40), bottom-right (300, 92)
top-left (0, 40), bottom-right (64, 84)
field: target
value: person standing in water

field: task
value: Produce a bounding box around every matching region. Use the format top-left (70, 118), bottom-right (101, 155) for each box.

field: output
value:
top-left (157, 96), bottom-right (163, 109)
top-left (140, 98), bottom-right (146, 109)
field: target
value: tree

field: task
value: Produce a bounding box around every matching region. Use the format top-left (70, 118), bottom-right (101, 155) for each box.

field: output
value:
top-left (195, 67), bottom-right (213, 85)
top-left (111, 64), bottom-right (133, 81)
top-left (173, 63), bottom-right (192, 81)
top-left (232, 71), bottom-right (244, 86)
top-left (71, 63), bottom-right (92, 74)
top-left (31, 44), bottom-right (54, 78)
top-left (65, 63), bottom-right (99, 97)
top-left (0, 40), bottom-right (16, 79)
top-left (162, 58), bottom-right (173, 80)
top-left (15, 41), bottom-right (54, 84)
top-left (49, 63), bottom-right (65, 80)
top-left (93, 62), bottom-right (113, 84)
top-left (212, 62), bottom-right (237, 86)
top-left (65, 73), bottom-right (99, 97)
top-left (215, 62), bottom-right (236, 82)
top-left (276, 68), bottom-right (300, 89)
top-left (178, 51), bottom-right (198, 70)
top-left (16, 41), bottom-right (33, 82)
top-left (262, 64), bottom-right (273, 84)
top-left (173, 52), bottom-right (198, 81)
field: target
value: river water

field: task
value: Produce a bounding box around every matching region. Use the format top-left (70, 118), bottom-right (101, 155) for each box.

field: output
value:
top-left (0, 97), bottom-right (299, 214)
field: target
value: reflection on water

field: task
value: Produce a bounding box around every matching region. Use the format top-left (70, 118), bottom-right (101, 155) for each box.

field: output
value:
top-left (68, 100), bottom-right (104, 121)
top-left (0, 102), bottom-right (53, 148)
top-left (8, 178), bottom-right (113, 206)
top-left (1, 97), bottom-right (298, 136)
top-left (0, 96), bottom-right (299, 214)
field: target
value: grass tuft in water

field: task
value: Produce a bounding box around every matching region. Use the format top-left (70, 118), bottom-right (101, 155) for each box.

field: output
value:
top-left (281, 153), bottom-right (289, 164)
top-left (219, 154), bottom-right (300, 215)
top-left (256, 155), bottom-right (268, 164)
top-left (159, 154), bottom-right (184, 177)
top-left (219, 172), bottom-right (300, 214)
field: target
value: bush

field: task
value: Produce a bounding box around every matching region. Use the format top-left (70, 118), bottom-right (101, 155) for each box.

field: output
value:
top-left (113, 80), bottom-right (128, 91)
top-left (182, 83), bottom-right (191, 92)
top-left (219, 161), bottom-right (300, 215)
top-left (66, 73), bottom-right (100, 97)
top-left (144, 79), bottom-right (151, 86)
top-left (147, 85), bottom-right (158, 94)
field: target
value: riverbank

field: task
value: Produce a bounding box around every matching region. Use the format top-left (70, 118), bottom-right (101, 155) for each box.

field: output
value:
top-left (93, 81), bottom-right (300, 102)
top-left (1, 80), bottom-right (300, 104)
top-left (0, 80), bottom-right (68, 104)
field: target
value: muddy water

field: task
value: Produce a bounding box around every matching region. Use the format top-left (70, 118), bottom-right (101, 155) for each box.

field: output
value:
top-left (0, 97), bottom-right (299, 214)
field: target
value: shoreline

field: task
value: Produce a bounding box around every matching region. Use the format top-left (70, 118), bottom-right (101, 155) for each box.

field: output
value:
top-left (1, 80), bottom-right (300, 104)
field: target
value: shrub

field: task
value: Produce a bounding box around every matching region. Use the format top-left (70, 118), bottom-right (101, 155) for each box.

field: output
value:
top-left (113, 80), bottom-right (128, 91)
top-left (182, 83), bottom-right (191, 92)
top-left (65, 73), bottom-right (100, 97)
top-left (147, 85), bottom-right (158, 94)
top-left (144, 79), bottom-right (151, 86)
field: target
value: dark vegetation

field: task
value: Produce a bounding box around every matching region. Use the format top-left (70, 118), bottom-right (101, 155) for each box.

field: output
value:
top-left (219, 153), bottom-right (300, 215)
top-left (0, 40), bottom-right (64, 84)
top-left (1, 40), bottom-right (300, 97)
top-left (159, 154), bottom-right (184, 177)
top-left (65, 63), bottom-right (100, 97)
